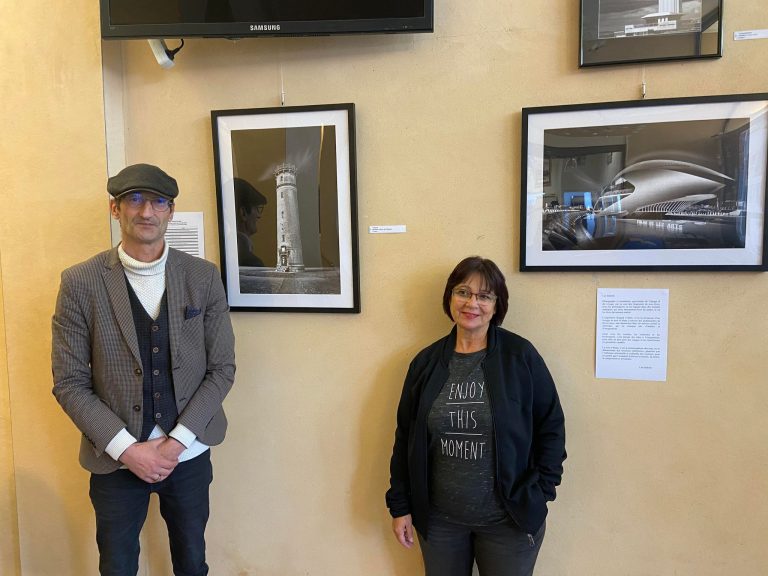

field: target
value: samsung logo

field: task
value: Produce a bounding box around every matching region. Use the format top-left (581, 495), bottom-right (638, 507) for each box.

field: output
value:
top-left (250, 24), bottom-right (281, 31)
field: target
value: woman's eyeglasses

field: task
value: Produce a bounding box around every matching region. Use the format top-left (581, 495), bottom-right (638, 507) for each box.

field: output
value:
top-left (452, 287), bottom-right (497, 305)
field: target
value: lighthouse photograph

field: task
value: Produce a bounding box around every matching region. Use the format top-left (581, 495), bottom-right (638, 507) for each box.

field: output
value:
top-left (212, 105), bottom-right (360, 312)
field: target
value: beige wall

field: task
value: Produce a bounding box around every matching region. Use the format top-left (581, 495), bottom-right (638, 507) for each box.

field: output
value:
top-left (2, 0), bottom-right (768, 575)
top-left (1, 1), bottom-right (109, 574)
top-left (0, 255), bottom-right (21, 575)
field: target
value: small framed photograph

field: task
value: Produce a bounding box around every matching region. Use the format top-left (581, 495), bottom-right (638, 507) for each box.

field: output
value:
top-left (579, 0), bottom-right (723, 67)
top-left (520, 94), bottom-right (768, 271)
top-left (212, 103), bottom-right (360, 312)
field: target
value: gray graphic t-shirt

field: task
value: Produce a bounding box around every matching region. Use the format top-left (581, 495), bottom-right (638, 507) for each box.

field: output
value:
top-left (427, 350), bottom-right (508, 525)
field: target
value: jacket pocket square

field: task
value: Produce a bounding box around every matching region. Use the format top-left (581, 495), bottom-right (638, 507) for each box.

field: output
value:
top-left (185, 306), bottom-right (201, 319)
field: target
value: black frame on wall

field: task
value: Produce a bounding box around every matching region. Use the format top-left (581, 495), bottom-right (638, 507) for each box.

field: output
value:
top-left (212, 103), bottom-right (360, 312)
top-left (579, 0), bottom-right (724, 67)
top-left (520, 93), bottom-right (768, 272)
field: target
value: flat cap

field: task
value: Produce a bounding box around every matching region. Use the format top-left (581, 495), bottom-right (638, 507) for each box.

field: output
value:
top-left (107, 163), bottom-right (179, 199)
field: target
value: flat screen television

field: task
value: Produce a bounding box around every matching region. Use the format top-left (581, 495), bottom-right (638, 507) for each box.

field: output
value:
top-left (100, 0), bottom-right (434, 39)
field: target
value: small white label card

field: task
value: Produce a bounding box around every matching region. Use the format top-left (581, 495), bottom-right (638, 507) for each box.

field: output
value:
top-left (734, 29), bottom-right (768, 41)
top-left (369, 225), bottom-right (407, 234)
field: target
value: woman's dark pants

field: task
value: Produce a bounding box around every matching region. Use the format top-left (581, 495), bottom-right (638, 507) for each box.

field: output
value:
top-left (417, 516), bottom-right (546, 576)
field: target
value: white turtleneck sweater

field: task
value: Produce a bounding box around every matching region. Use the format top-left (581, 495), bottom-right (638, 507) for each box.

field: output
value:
top-left (104, 243), bottom-right (209, 464)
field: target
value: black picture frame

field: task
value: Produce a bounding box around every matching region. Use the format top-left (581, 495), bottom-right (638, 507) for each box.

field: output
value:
top-left (212, 103), bottom-right (360, 312)
top-left (579, 0), bottom-right (723, 67)
top-left (520, 94), bottom-right (768, 272)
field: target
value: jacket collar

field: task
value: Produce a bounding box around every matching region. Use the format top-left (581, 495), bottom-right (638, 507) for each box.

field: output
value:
top-left (105, 246), bottom-right (120, 269)
top-left (439, 323), bottom-right (498, 365)
top-left (102, 247), bottom-right (141, 365)
top-left (102, 245), bottom-right (183, 365)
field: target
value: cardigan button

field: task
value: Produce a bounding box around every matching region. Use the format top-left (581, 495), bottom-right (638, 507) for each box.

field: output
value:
top-left (134, 368), bottom-right (142, 376)
top-left (133, 405), bottom-right (141, 412)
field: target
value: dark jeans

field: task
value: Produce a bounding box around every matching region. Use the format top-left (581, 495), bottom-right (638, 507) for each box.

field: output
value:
top-left (89, 450), bottom-right (213, 576)
top-left (417, 515), bottom-right (546, 576)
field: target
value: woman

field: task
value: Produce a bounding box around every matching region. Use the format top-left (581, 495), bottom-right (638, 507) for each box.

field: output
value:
top-left (386, 256), bottom-right (566, 576)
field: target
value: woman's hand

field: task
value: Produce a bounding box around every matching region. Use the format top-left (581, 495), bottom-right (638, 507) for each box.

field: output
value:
top-left (392, 514), bottom-right (415, 549)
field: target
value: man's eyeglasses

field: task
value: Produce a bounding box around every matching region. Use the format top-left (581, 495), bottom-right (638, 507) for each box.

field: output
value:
top-left (452, 286), bottom-right (497, 305)
top-left (122, 192), bottom-right (174, 212)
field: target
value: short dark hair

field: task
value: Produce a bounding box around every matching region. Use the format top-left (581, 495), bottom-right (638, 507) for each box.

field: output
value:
top-left (442, 256), bottom-right (509, 326)
top-left (234, 178), bottom-right (267, 212)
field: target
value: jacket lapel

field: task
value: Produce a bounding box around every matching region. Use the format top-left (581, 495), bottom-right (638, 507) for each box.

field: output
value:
top-left (102, 248), bottom-right (142, 366)
top-left (165, 249), bottom-right (184, 368)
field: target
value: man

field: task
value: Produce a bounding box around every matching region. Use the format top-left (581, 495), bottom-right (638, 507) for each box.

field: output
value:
top-left (234, 177), bottom-right (267, 267)
top-left (52, 163), bottom-right (236, 576)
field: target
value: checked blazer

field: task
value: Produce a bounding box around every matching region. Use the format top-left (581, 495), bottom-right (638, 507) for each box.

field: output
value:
top-left (52, 247), bottom-right (236, 474)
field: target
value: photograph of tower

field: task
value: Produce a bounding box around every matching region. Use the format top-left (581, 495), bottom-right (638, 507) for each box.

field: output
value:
top-left (228, 123), bottom-right (342, 296)
top-left (274, 163), bottom-right (305, 272)
top-left (213, 104), bottom-right (359, 311)
top-left (597, 0), bottom-right (702, 39)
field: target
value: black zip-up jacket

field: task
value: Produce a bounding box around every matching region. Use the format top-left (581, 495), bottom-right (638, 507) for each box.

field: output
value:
top-left (386, 325), bottom-right (566, 537)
